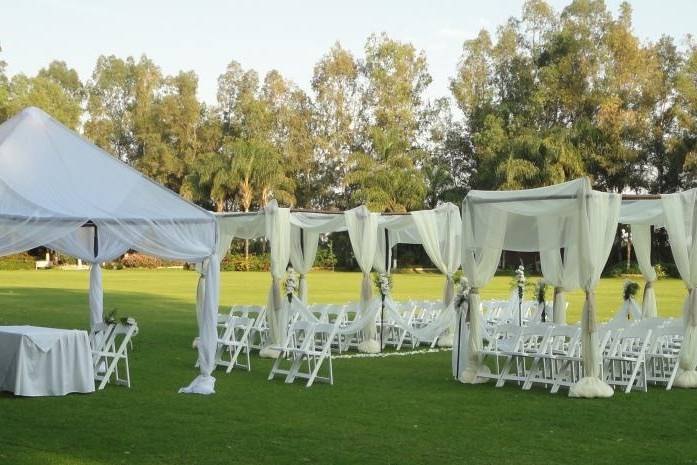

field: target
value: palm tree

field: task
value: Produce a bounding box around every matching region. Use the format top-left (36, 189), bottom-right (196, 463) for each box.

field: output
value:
top-left (346, 127), bottom-right (426, 211)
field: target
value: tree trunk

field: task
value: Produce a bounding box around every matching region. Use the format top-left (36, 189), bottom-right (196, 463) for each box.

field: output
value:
top-left (244, 206), bottom-right (249, 261)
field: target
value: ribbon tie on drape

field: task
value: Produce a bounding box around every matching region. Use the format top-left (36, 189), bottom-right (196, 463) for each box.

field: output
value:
top-left (465, 288), bottom-right (479, 323)
top-left (584, 290), bottom-right (597, 334)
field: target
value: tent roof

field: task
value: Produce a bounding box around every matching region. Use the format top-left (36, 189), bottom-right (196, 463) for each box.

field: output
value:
top-left (0, 107), bottom-right (212, 224)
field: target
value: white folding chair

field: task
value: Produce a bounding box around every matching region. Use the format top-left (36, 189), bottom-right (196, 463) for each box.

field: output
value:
top-left (286, 322), bottom-right (337, 387)
top-left (523, 324), bottom-right (581, 391)
top-left (215, 316), bottom-right (253, 373)
top-left (93, 321), bottom-right (138, 390)
top-left (495, 323), bottom-right (552, 387)
top-left (268, 320), bottom-right (315, 383)
top-left (646, 320), bottom-right (683, 390)
top-left (605, 325), bottom-right (652, 393)
top-left (476, 323), bottom-right (523, 382)
top-left (244, 307), bottom-right (268, 350)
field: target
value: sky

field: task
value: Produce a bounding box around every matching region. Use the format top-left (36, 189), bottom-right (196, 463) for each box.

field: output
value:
top-left (2, 0), bottom-right (696, 105)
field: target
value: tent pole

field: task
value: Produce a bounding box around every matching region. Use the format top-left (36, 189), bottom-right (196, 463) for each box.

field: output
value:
top-left (92, 224), bottom-right (98, 258)
top-left (381, 229), bottom-right (389, 353)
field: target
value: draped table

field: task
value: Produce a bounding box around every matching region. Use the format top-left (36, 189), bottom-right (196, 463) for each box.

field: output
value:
top-left (0, 326), bottom-right (95, 396)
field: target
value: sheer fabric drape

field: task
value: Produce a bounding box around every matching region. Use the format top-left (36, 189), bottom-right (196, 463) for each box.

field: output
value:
top-left (631, 224), bottom-right (658, 318)
top-left (662, 190), bottom-right (697, 388)
top-left (569, 190), bottom-right (621, 398)
top-left (412, 204), bottom-right (461, 346)
top-left (289, 226), bottom-right (320, 303)
top-left (260, 201), bottom-right (291, 358)
top-left (459, 199), bottom-right (506, 383)
top-left (345, 206), bottom-right (380, 353)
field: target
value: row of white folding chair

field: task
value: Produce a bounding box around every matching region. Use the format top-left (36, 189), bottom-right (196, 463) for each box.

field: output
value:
top-left (229, 305), bottom-right (268, 350)
top-left (214, 315), bottom-right (254, 373)
top-left (295, 303), bottom-right (351, 352)
top-left (645, 319), bottom-right (683, 389)
top-left (410, 301), bottom-right (445, 348)
top-left (604, 317), bottom-right (683, 391)
top-left (380, 301), bottom-right (419, 350)
top-left (477, 323), bottom-right (553, 387)
top-left (268, 319), bottom-right (338, 387)
top-left (478, 322), bottom-right (588, 393)
top-left (90, 321), bottom-right (138, 390)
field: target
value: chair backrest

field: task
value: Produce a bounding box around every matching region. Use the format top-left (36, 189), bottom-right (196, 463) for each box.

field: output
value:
top-left (112, 322), bottom-right (138, 354)
top-left (230, 316), bottom-right (254, 329)
top-left (546, 324), bottom-right (581, 355)
top-left (489, 323), bottom-right (522, 351)
top-left (90, 322), bottom-right (117, 353)
top-left (612, 325), bottom-right (652, 357)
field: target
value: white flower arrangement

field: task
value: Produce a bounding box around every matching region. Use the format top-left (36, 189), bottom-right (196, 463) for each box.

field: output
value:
top-left (455, 277), bottom-right (470, 309)
top-left (379, 273), bottom-right (391, 297)
top-left (515, 265), bottom-right (526, 287)
top-left (285, 267), bottom-right (298, 296)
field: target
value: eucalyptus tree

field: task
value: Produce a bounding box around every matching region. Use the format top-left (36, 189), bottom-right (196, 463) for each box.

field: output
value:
top-left (311, 42), bottom-right (362, 207)
top-left (0, 45), bottom-right (7, 122)
top-left (5, 73), bottom-right (82, 129)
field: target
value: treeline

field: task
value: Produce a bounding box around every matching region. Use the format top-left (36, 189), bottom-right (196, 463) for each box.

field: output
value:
top-left (1, 0), bottom-right (697, 217)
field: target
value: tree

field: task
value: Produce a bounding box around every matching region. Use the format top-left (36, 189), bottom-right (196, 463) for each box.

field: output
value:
top-left (361, 33), bottom-right (433, 146)
top-left (84, 55), bottom-right (138, 161)
top-left (5, 73), bottom-right (82, 128)
top-left (346, 127), bottom-right (426, 212)
top-left (38, 61), bottom-right (84, 103)
top-left (0, 45), bottom-right (8, 122)
top-left (261, 70), bottom-right (314, 207)
top-left (675, 44), bottom-right (697, 187)
top-left (312, 42), bottom-right (362, 207)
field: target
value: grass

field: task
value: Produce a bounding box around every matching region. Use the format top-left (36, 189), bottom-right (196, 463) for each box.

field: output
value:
top-left (0, 269), bottom-right (694, 465)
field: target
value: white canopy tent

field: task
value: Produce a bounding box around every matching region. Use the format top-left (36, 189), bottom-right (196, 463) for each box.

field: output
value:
top-left (457, 178), bottom-right (621, 398)
top-left (0, 107), bottom-right (220, 395)
top-left (215, 202), bottom-right (462, 354)
top-left (619, 193), bottom-right (697, 388)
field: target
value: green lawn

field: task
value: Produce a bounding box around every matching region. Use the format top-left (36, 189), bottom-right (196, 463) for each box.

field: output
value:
top-left (0, 269), bottom-right (694, 465)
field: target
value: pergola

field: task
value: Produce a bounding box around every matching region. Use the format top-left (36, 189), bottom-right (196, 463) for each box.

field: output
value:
top-left (215, 201), bottom-right (462, 355)
top-left (457, 178), bottom-right (621, 398)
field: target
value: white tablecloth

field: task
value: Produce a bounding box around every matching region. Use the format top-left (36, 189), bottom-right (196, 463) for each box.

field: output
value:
top-left (0, 326), bottom-right (95, 396)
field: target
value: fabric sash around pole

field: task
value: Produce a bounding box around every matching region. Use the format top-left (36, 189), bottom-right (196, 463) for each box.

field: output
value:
top-left (88, 263), bottom-right (103, 329)
top-left (553, 286), bottom-right (566, 324)
top-left (674, 288), bottom-right (697, 388)
top-left (458, 288), bottom-right (489, 384)
top-left (569, 289), bottom-right (614, 398)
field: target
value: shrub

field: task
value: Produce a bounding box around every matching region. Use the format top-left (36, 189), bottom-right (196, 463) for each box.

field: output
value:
top-left (314, 243), bottom-right (337, 270)
top-left (221, 253), bottom-right (270, 272)
top-left (120, 253), bottom-right (163, 269)
top-left (0, 252), bottom-right (36, 270)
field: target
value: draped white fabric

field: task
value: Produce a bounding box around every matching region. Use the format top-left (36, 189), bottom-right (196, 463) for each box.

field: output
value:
top-left (538, 219), bottom-right (580, 325)
top-left (0, 107), bottom-right (219, 394)
top-left (289, 296), bottom-right (381, 335)
top-left (260, 201), bottom-right (291, 358)
top-left (459, 197), bottom-right (506, 383)
top-left (290, 226), bottom-right (320, 303)
top-left (662, 189), bottom-right (697, 388)
top-left (570, 189), bottom-right (621, 398)
top-left (48, 226), bottom-right (130, 329)
top-left (412, 204), bottom-right (462, 346)
top-left (459, 179), bottom-right (620, 397)
top-left (631, 224), bottom-right (658, 318)
top-left (345, 206), bottom-right (380, 353)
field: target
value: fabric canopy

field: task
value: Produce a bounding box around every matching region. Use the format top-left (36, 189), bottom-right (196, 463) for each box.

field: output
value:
top-left (0, 107), bottom-right (219, 394)
top-left (458, 178), bottom-right (621, 398)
